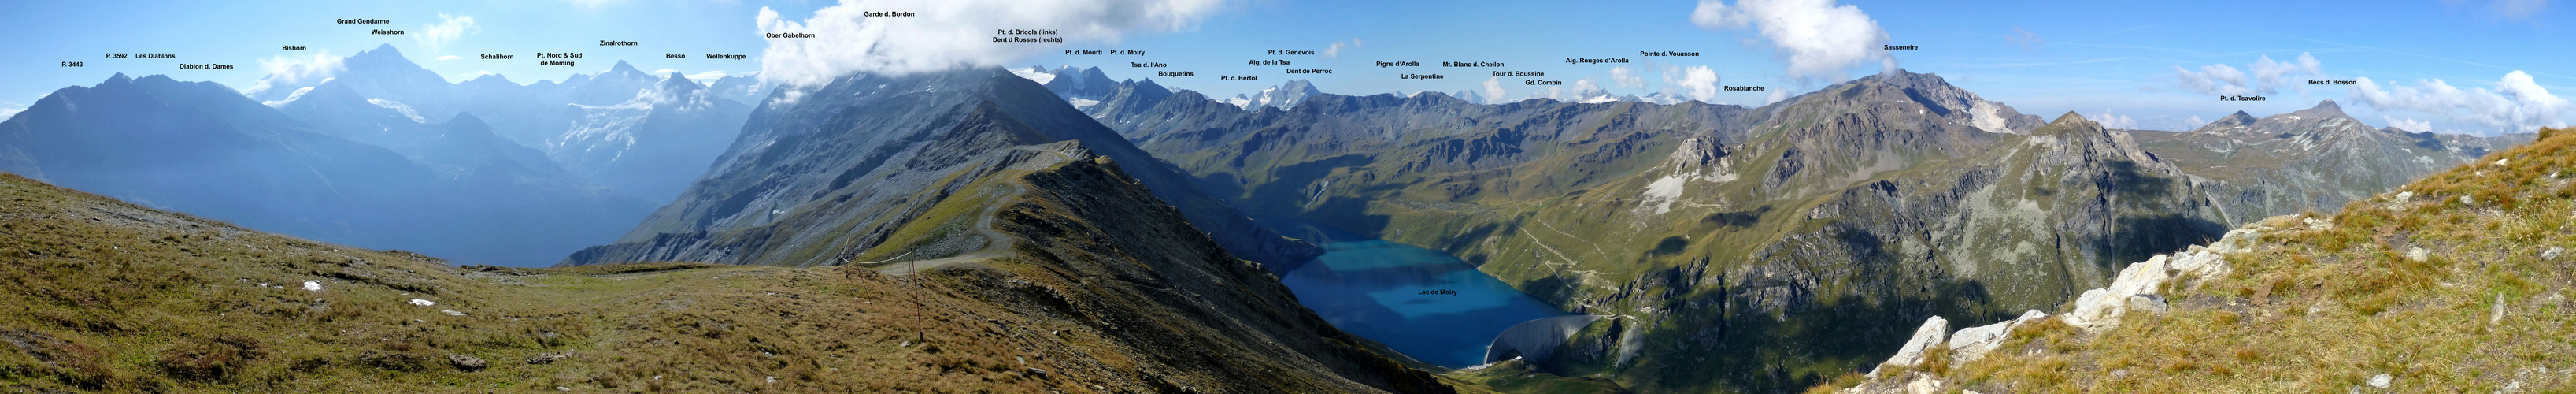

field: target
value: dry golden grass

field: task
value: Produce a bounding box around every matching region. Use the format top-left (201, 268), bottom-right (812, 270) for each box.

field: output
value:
top-left (0, 172), bottom-right (1343, 392)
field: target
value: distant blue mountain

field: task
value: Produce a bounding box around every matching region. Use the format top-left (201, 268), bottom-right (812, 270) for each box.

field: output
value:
top-left (0, 73), bottom-right (653, 266)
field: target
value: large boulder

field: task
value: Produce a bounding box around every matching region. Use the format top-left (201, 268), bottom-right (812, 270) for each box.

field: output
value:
top-left (1870, 316), bottom-right (1949, 377)
top-left (1947, 310), bottom-right (2048, 365)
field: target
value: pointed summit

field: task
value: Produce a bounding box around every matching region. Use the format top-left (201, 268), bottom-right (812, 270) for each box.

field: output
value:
top-left (103, 72), bottom-right (133, 86)
top-left (610, 61), bottom-right (641, 74)
top-left (444, 111), bottom-right (490, 129)
top-left (2289, 99), bottom-right (2348, 119)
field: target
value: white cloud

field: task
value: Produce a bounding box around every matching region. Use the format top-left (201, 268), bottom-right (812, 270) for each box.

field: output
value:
top-left (0, 108), bottom-right (20, 120)
top-left (415, 14), bottom-right (478, 52)
top-left (2172, 53), bottom-right (2324, 96)
top-left (435, 55), bottom-right (462, 61)
top-left (1319, 38), bottom-right (1361, 59)
top-left (456, 70), bottom-right (495, 78)
top-left (2092, 110), bottom-right (2139, 129)
top-left (1608, 66), bottom-right (1644, 88)
top-left (1661, 65), bottom-right (1720, 103)
top-left (1765, 87), bottom-right (1790, 105)
top-left (2350, 71), bottom-right (2572, 133)
top-left (2172, 63), bottom-right (2253, 96)
top-left (245, 50), bottom-right (346, 98)
top-left (1691, 0), bottom-right (1893, 80)
top-left (2490, 0), bottom-right (2551, 20)
top-left (652, 69), bottom-right (679, 76)
top-left (2185, 115), bottom-right (2208, 128)
top-left (2385, 117), bottom-right (2434, 132)
top-left (687, 70), bottom-right (730, 80)
top-left (756, 0), bottom-right (1222, 87)
top-left (2007, 26), bottom-right (2042, 51)
top-left (1482, 76), bottom-right (1508, 105)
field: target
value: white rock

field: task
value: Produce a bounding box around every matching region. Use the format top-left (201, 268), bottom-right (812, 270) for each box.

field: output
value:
top-left (409, 299), bottom-right (437, 306)
top-left (2127, 295), bottom-right (2168, 315)
top-left (1904, 376), bottom-right (1942, 394)
top-left (2463, 195), bottom-right (2476, 206)
top-left (2392, 191), bottom-right (2414, 204)
top-left (1947, 322), bottom-right (2012, 365)
top-left (302, 281), bottom-right (322, 292)
top-left (441, 310), bottom-right (466, 316)
top-left (2407, 247), bottom-right (2430, 262)
top-left (1871, 316), bottom-right (1949, 377)
top-left (2017, 310), bottom-right (2048, 322)
top-left (2302, 217), bottom-right (2333, 230)
top-left (2369, 373), bottom-right (2392, 388)
top-left (1945, 310), bottom-right (2052, 366)
top-left (2495, 158), bottom-right (2511, 166)
top-left (2542, 247), bottom-right (2563, 261)
top-left (2493, 292), bottom-right (2507, 325)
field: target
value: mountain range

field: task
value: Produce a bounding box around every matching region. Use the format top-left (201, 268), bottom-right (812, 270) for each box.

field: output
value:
top-left (0, 73), bottom-right (650, 265)
top-left (1057, 68), bottom-right (2527, 392)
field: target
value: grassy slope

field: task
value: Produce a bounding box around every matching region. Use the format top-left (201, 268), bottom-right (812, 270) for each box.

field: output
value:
top-left (1824, 127), bottom-right (2576, 392)
top-left (0, 155), bottom-right (1435, 393)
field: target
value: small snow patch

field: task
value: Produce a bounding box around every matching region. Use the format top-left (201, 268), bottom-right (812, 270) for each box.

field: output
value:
top-left (441, 310), bottom-right (466, 316)
top-left (301, 281), bottom-right (322, 292)
top-left (409, 299), bottom-right (437, 306)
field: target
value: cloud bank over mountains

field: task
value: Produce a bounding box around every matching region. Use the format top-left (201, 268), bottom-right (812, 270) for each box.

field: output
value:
top-left (1690, 0), bottom-right (1895, 80)
top-left (2351, 70), bottom-right (2570, 133)
top-left (755, 0), bottom-right (1223, 87)
top-left (2171, 53), bottom-right (2325, 96)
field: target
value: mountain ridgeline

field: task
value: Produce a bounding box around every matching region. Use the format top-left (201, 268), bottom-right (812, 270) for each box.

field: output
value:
top-left (1063, 69), bottom-right (2522, 392)
top-left (561, 67), bottom-right (1319, 269)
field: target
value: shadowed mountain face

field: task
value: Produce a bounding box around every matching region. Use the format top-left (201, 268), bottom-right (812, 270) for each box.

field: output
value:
top-left (549, 72), bottom-right (755, 203)
top-left (2128, 100), bottom-right (2533, 221)
top-left (0, 73), bottom-right (652, 266)
top-left (564, 67), bottom-right (1317, 269)
top-left (1077, 69), bottom-right (2254, 392)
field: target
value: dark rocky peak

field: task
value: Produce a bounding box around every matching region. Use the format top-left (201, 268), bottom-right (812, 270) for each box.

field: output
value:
top-left (609, 60), bottom-right (642, 75)
top-left (2035, 111), bottom-right (2102, 136)
top-left (2217, 111), bottom-right (2257, 125)
top-left (463, 73), bottom-right (516, 86)
top-left (345, 43), bottom-right (418, 69)
top-left (656, 71), bottom-right (701, 91)
top-left (2285, 99), bottom-right (2349, 120)
top-left (442, 112), bottom-right (491, 131)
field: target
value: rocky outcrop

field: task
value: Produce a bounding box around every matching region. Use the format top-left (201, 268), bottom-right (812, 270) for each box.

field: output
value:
top-left (1845, 219), bottom-right (2278, 392)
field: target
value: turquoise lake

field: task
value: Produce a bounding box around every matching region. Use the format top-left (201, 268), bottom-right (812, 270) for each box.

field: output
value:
top-left (1267, 221), bottom-right (1572, 367)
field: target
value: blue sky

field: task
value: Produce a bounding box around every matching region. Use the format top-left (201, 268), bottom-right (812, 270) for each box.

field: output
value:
top-left (5, 0), bottom-right (2569, 135)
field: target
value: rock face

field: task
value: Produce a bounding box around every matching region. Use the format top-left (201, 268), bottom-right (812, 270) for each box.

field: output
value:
top-left (1079, 69), bottom-right (2238, 392)
top-left (2130, 100), bottom-right (2531, 221)
top-left (562, 67), bottom-right (1316, 269)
